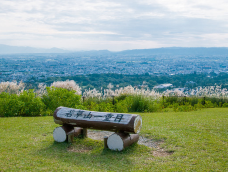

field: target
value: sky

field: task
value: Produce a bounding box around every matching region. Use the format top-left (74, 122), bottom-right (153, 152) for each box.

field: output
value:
top-left (1, 0), bottom-right (228, 51)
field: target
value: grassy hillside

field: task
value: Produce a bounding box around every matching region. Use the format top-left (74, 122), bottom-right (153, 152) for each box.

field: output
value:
top-left (0, 108), bottom-right (227, 171)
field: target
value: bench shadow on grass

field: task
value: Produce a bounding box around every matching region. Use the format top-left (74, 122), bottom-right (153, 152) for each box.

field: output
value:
top-left (38, 138), bottom-right (149, 171)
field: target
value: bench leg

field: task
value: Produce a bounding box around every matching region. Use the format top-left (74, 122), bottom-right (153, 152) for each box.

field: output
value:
top-left (104, 136), bottom-right (108, 149)
top-left (82, 128), bottom-right (87, 138)
top-left (53, 125), bottom-right (74, 142)
top-left (68, 133), bottom-right (74, 143)
top-left (107, 132), bottom-right (139, 151)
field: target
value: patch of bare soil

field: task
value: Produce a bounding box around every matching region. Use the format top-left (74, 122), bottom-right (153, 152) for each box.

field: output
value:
top-left (88, 130), bottom-right (114, 141)
top-left (68, 145), bottom-right (93, 153)
top-left (152, 148), bottom-right (174, 157)
top-left (138, 135), bottom-right (162, 148)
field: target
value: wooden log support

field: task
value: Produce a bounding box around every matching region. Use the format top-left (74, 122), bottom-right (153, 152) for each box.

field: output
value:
top-left (53, 107), bottom-right (142, 134)
top-left (82, 128), bottom-right (87, 138)
top-left (53, 125), bottom-right (74, 142)
top-left (107, 132), bottom-right (139, 151)
top-left (67, 127), bottom-right (84, 143)
top-left (104, 136), bottom-right (108, 149)
top-left (73, 127), bottom-right (83, 137)
top-left (67, 130), bottom-right (75, 143)
top-left (53, 126), bottom-right (84, 143)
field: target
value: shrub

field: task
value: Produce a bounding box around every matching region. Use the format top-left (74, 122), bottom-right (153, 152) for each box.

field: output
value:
top-left (189, 97), bottom-right (199, 106)
top-left (127, 95), bottom-right (158, 112)
top-left (86, 101), bottom-right (99, 111)
top-left (98, 102), bottom-right (114, 112)
top-left (164, 96), bottom-right (178, 107)
top-left (0, 92), bottom-right (23, 117)
top-left (18, 90), bottom-right (45, 116)
top-left (204, 100), bottom-right (215, 108)
top-left (222, 103), bottom-right (228, 107)
top-left (0, 90), bottom-right (46, 117)
top-left (115, 94), bottom-right (128, 101)
top-left (173, 102), bottom-right (196, 112)
top-left (42, 87), bottom-right (82, 114)
top-left (115, 99), bottom-right (129, 113)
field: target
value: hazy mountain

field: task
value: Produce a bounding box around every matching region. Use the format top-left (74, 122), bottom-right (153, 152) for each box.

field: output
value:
top-left (0, 44), bottom-right (69, 54)
top-left (118, 47), bottom-right (228, 56)
top-left (71, 47), bottom-right (228, 56)
top-left (1, 44), bottom-right (228, 56)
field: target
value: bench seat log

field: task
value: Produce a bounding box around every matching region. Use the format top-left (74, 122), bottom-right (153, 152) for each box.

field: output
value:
top-left (53, 107), bottom-right (142, 134)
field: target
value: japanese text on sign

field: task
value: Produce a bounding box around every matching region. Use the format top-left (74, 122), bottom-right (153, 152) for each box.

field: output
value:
top-left (56, 108), bottom-right (132, 124)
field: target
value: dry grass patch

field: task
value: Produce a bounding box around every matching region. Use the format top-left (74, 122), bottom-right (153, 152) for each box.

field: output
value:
top-left (152, 148), bottom-right (174, 157)
top-left (67, 145), bottom-right (93, 153)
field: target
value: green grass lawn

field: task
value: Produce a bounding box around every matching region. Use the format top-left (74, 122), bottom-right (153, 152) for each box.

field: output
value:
top-left (0, 108), bottom-right (227, 171)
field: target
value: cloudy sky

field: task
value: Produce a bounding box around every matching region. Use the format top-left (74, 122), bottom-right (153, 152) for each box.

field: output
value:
top-left (1, 0), bottom-right (228, 51)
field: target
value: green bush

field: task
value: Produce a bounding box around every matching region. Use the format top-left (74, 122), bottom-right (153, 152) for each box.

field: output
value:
top-left (127, 95), bottom-right (145, 112)
top-left (173, 102), bottom-right (196, 112)
top-left (42, 87), bottom-right (82, 114)
top-left (98, 102), bottom-right (114, 112)
top-left (189, 97), bottom-right (199, 106)
top-left (115, 94), bottom-right (128, 101)
top-left (126, 95), bottom-right (159, 112)
top-left (204, 100), bottom-right (215, 108)
top-left (18, 90), bottom-right (45, 116)
top-left (222, 103), bottom-right (228, 107)
top-left (161, 96), bottom-right (228, 111)
top-left (0, 90), bottom-right (45, 117)
top-left (115, 99), bottom-right (129, 113)
top-left (84, 94), bottom-right (161, 113)
top-left (164, 96), bottom-right (178, 107)
top-left (148, 101), bottom-right (162, 112)
top-left (1, 87), bottom-right (227, 117)
top-left (0, 92), bottom-right (23, 117)
top-left (86, 101), bottom-right (99, 111)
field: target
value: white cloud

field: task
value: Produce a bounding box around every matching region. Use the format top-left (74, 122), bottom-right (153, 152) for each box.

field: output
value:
top-left (0, 0), bottom-right (228, 50)
top-left (155, 0), bottom-right (228, 19)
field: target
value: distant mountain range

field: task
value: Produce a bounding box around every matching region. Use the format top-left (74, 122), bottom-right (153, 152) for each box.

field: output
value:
top-left (118, 47), bottom-right (228, 56)
top-left (1, 44), bottom-right (228, 55)
top-left (0, 44), bottom-right (69, 54)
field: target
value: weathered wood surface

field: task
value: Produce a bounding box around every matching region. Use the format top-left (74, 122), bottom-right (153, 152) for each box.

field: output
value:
top-left (67, 131), bottom-right (74, 143)
top-left (53, 107), bottom-right (142, 134)
top-left (53, 126), bottom-right (84, 143)
top-left (53, 125), bottom-right (74, 142)
top-left (107, 132), bottom-right (139, 151)
top-left (104, 136), bottom-right (108, 149)
top-left (73, 127), bottom-right (84, 137)
top-left (67, 127), bottom-right (84, 142)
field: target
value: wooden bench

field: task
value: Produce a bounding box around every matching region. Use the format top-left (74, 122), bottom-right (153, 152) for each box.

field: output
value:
top-left (53, 107), bottom-right (142, 151)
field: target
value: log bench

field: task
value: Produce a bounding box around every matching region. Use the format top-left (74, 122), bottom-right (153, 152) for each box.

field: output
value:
top-left (53, 107), bottom-right (142, 151)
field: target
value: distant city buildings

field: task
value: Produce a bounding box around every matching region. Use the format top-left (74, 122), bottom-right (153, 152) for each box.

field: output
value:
top-left (154, 84), bottom-right (173, 89)
top-left (0, 53), bottom-right (227, 83)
